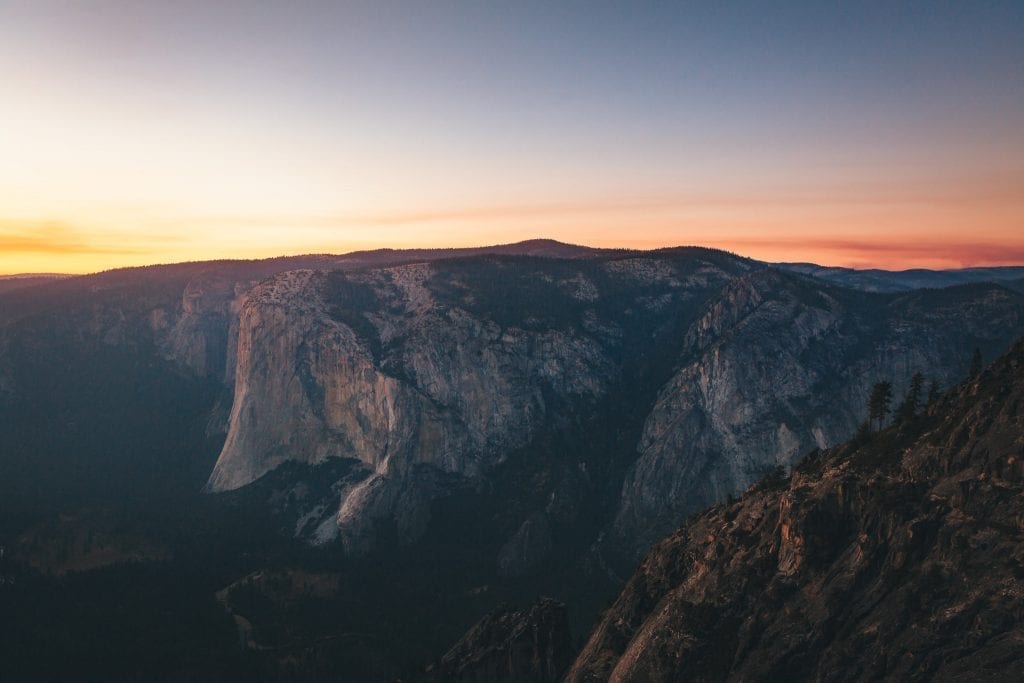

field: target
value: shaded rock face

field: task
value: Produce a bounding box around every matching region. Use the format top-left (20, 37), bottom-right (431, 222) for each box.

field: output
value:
top-left (156, 272), bottom-right (241, 381)
top-left (420, 598), bottom-right (573, 683)
top-left (567, 338), bottom-right (1024, 682)
top-left (497, 512), bottom-right (554, 578)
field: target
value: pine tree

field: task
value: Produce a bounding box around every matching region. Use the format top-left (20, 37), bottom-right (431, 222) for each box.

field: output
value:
top-left (868, 380), bottom-right (893, 431)
top-left (927, 379), bottom-right (941, 406)
top-left (896, 372), bottom-right (924, 422)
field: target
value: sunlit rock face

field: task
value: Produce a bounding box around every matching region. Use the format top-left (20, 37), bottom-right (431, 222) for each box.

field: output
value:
top-left (205, 261), bottom-right (628, 553)
top-left (205, 252), bottom-right (748, 553)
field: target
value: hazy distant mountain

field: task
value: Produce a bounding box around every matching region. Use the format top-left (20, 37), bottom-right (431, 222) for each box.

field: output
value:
top-left (0, 273), bottom-right (71, 294)
top-left (777, 262), bottom-right (1024, 292)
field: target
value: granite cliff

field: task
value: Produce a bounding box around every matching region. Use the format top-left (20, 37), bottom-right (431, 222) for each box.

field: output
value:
top-left (202, 251), bottom-right (1024, 564)
top-left (3, 244), bottom-right (1023, 567)
top-left (205, 252), bottom-right (750, 554)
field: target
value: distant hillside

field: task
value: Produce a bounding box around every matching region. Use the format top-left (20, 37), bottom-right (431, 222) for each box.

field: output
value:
top-left (777, 262), bottom-right (1024, 292)
top-left (0, 274), bottom-right (71, 294)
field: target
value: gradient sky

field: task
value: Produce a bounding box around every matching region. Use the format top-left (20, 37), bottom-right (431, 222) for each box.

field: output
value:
top-left (1, 1), bottom-right (1022, 274)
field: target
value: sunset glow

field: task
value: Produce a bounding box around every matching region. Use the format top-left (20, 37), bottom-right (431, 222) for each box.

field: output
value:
top-left (2, 1), bottom-right (1022, 274)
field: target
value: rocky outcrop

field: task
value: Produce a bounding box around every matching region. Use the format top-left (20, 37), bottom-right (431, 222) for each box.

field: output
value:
top-left (5, 246), bottom-right (1024, 681)
top-left (420, 598), bottom-right (573, 683)
top-left (567, 337), bottom-right (1024, 682)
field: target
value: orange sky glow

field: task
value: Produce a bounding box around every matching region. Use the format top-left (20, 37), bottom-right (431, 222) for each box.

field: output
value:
top-left (3, 176), bottom-right (1021, 274)
top-left (2, 2), bottom-right (1022, 276)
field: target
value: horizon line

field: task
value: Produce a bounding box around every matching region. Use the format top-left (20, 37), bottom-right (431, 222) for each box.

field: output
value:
top-left (4, 238), bottom-right (1024, 278)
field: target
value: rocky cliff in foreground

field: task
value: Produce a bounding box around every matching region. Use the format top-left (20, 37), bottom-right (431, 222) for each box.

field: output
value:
top-left (567, 337), bottom-right (1024, 682)
top-left (420, 598), bottom-right (573, 683)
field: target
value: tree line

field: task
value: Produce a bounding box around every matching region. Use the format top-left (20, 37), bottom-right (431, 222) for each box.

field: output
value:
top-left (860, 347), bottom-right (983, 437)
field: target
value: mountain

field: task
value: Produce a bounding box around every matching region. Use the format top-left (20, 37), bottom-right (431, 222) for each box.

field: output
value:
top-left (201, 251), bottom-right (1024, 567)
top-left (567, 336), bottom-right (1024, 682)
top-left (606, 273), bottom-right (1024, 561)
top-left (0, 241), bottom-right (609, 518)
top-left (2, 242), bottom-right (1024, 680)
top-left (778, 262), bottom-right (1024, 293)
top-left (1004, 277), bottom-right (1024, 295)
top-left (203, 250), bottom-right (754, 557)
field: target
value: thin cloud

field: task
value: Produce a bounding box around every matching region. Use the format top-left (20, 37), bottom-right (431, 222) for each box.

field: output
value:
top-left (184, 172), bottom-right (1024, 232)
top-left (0, 220), bottom-right (179, 256)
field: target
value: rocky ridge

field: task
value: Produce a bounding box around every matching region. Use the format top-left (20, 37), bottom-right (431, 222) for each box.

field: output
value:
top-left (567, 337), bottom-right (1024, 681)
top-left (420, 598), bottom-right (573, 683)
top-left (608, 273), bottom-right (1024, 558)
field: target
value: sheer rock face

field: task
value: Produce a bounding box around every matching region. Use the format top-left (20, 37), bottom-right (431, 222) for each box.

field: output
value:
top-left (205, 263), bottom-right (627, 552)
top-left (567, 338), bottom-right (1024, 682)
top-left (3, 245), bottom-right (1024, 582)
top-left (419, 598), bottom-right (573, 683)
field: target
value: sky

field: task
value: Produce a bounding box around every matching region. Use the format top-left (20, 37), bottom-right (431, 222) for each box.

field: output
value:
top-left (1, 1), bottom-right (1022, 274)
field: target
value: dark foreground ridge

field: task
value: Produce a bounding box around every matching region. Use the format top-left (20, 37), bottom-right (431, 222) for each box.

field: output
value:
top-left (566, 336), bottom-right (1024, 681)
top-left (419, 597), bottom-right (572, 683)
